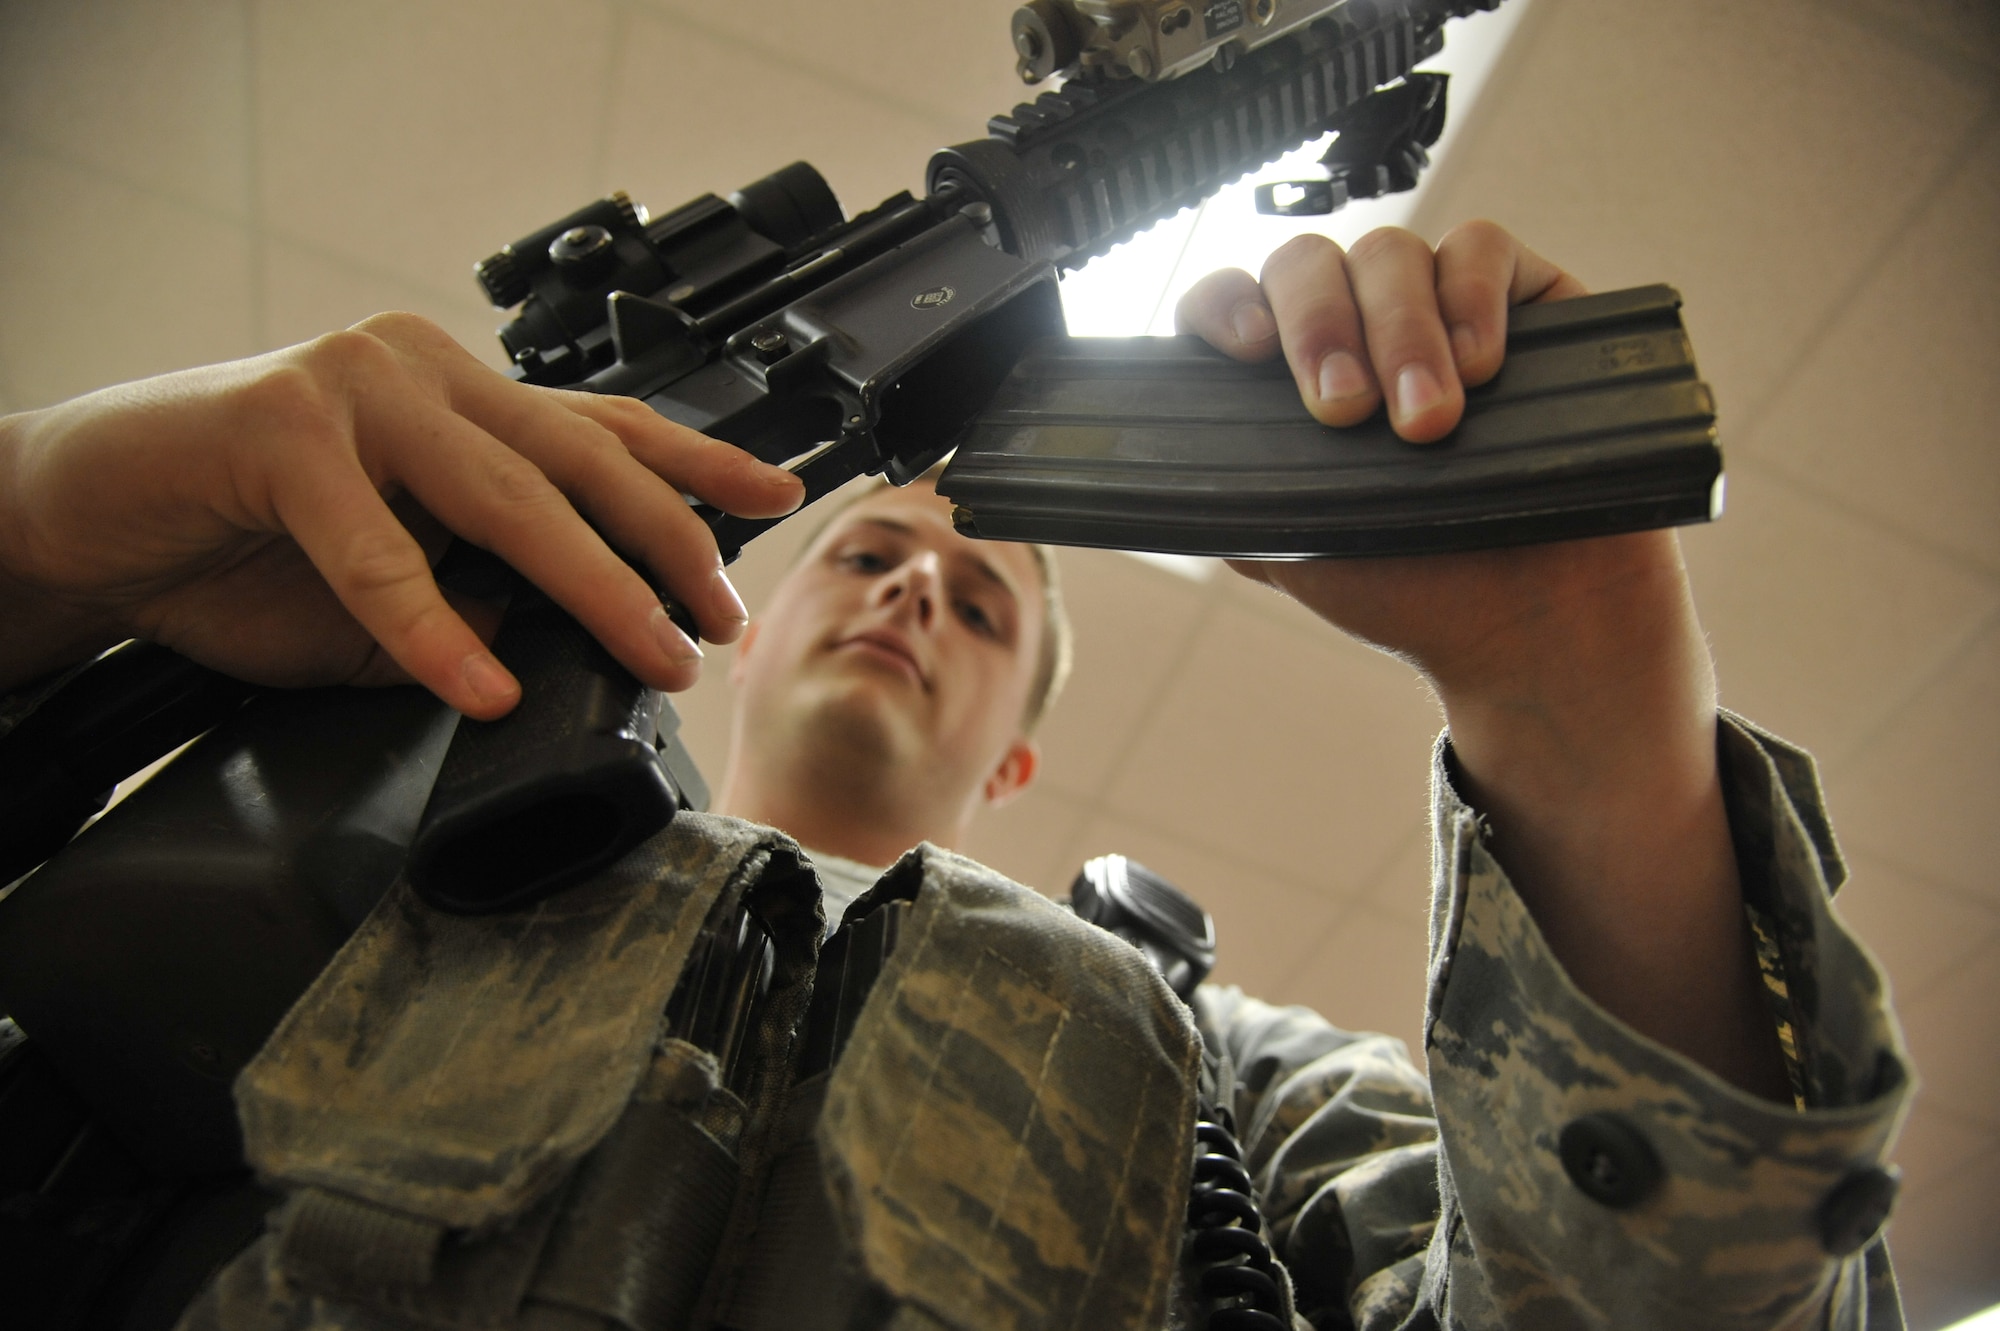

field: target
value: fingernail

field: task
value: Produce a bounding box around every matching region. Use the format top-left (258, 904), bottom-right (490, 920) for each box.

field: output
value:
top-left (767, 468), bottom-right (805, 512)
top-left (652, 605), bottom-right (703, 663)
top-left (1232, 301), bottom-right (1276, 346)
top-left (461, 652), bottom-right (518, 707)
top-left (1394, 364), bottom-right (1445, 423)
top-left (1317, 350), bottom-right (1369, 402)
top-left (1450, 322), bottom-right (1479, 367)
top-left (712, 567), bottom-right (747, 627)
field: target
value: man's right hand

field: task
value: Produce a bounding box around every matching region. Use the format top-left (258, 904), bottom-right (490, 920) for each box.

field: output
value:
top-left (0, 313), bottom-right (804, 717)
top-left (1174, 223), bottom-right (1791, 1101)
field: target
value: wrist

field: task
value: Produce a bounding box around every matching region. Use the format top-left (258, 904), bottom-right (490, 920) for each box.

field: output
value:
top-left (1426, 539), bottom-right (1788, 1098)
top-left (1427, 531), bottom-right (1717, 812)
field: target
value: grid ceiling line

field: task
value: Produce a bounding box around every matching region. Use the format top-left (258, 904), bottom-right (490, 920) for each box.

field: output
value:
top-left (1724, 450), bottom-right (2000, 593)
top-left (0, 132), bottom-right (480, 328)
top-left (585, 4), bottom-right (632, 199)
top-left (1729, 97), bottom-right (2000, 459)
top-left (243, 0), bottom-right (268, 351)
top-left (614, 0), bottom-right (973, 140)
top-left (1821, 598), bottom-right (2000, 790)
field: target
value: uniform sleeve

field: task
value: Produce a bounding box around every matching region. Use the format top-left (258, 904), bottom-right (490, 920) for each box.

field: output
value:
top-left (1190, 987), bottom-right (1445, 1327)
top-left (1422, 712), bottom-right (1913, 1331)
top-left (1199, 713), bottom-right (1912, 1331)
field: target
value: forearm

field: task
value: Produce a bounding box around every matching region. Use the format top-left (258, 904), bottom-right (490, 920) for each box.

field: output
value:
top-left (1423, 716), bottom-right (1910, 1328)
top-left (0, 410), bottom-right (124, 690)
top-left (1431, 531), bottom-right (1790, 1101)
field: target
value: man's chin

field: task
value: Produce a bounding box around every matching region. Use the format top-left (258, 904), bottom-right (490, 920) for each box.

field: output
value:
top-left (788, 681), bottom-right (921, 771)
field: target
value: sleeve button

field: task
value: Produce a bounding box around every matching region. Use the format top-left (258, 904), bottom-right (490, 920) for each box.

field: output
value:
top-left (1818, 1165), bottom-right (1900, 1257)
top-left (1558, 1112), bottom-right (1662, 1208)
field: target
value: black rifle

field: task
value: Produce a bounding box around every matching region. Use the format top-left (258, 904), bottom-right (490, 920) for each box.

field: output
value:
top-left (0, 0), bottom-right (1723, 910)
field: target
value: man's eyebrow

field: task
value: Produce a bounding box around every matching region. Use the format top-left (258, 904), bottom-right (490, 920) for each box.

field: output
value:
top-left (849, 515), bottom-right (1021, 603)
top-left (851, 516), bottom-right (915, 539)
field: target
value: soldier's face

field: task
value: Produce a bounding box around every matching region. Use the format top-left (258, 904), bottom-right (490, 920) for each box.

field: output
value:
top-left (732, 480), bottom-right (1045, 807)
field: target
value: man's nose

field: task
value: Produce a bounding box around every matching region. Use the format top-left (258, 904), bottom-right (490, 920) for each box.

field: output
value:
top-left (875, 550), bottom-right (941, 627)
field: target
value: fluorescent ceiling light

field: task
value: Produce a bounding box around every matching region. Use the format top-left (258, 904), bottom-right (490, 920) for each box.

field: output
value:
top-left (1943, 1306), bottom-right (2000, 1331)
top-left (1049, 2), bottom-right (1534, 581)
top-left (1058, 0), bottom-right (1534, 338)
top-left (1122, 549), bottom-right (1220, 582)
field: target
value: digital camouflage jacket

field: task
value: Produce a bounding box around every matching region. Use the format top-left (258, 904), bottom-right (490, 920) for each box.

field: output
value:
top-left (149, 712), bottom-right (1908, 1331)
top-left (1198, 712), bottom-right (1911, 1330)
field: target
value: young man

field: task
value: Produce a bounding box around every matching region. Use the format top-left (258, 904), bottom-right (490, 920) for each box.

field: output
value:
top-left (707, 471), bottom-right (1064, 910)
top-left (0, 223), bottom-right (1909, 1328)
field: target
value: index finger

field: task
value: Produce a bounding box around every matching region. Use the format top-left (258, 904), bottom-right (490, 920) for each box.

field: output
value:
top-left (449, 376), bottom-right (795, 645)
top-left (1174, 267), bottom-right (1284, 361)
top-left (356, 315), bottom-right (802, 645)
top-left (547, 389), bottom-right (804, 519)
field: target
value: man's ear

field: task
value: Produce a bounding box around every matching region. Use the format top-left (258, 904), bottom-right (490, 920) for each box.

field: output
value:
top-left (982, 735), bottom-right (1040, 808)
top-left (728, 619), bottom-right (762, 687)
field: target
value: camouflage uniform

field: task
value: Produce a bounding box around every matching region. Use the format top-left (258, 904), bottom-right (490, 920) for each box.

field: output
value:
top-left (1198, 712), bottom-right (1911, 1330)
top-left (0, 671), bottom-right (1911, 1329)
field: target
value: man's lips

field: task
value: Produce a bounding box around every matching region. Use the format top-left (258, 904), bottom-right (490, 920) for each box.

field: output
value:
top-left (834, 630), bottom-right (929, 687)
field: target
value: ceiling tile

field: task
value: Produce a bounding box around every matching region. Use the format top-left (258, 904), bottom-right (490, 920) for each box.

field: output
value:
top-left (1266, 900), bottom-right (1431, 1064)
top-left (1830, 0), bottom-right (2000, 81)
top-left (1218, 566), bottom-right (1350, 640)
top-left (1410, 0), bottom-right (1989, 432)
top-left (957, 783), bottom-right (1093, 899)
top-left (1879, 1144), bottom-right (2000, 1326)
top-left (600, 11), bottom-right (959, 234)
top-left (0, 0), bottom-right (250, 216)
top-left (1029, 547), bottom-right (1212, 796)
top-left (254, 0), bottom-right (618, 296)
top-left (1898, 1256), bottom-right (2000, 1331)
top-left (1354, 828), bottom-right (1434, 938)
top-left (1889, 1098), bottom-right (1997, 1195)
top-left (664, 669), bottom-right (735, 806)
top-left (1104, 600), bottom-right (1443, 896)
top-left (635, 0), bottom-right (1030, 132)
top-left (1822, 620), bottom-right (2000, 904)
top-left (650, 485), bottom-right (834, 785)
top-left (1897, 946), bottom-right (2000, 1131)
top-left (262, 238), bottom-right (510, 368)
top-left (1063, 810), bottom-right (1348, 1003)
top-left (1742, 131), bottom-right (2000, 576)
top-left (1680, 463), bottom-right (2000, 764)
top-left (0, 147), bottom-right (256, 409)
top-left (1830, 854), bottom-right (2000, 1009)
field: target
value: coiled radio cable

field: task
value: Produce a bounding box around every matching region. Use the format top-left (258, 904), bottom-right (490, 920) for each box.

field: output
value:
top-left (1187, 1097), bottom-right (1290, 1330)
top-left (1066, 855), bottom-right (1290, 1330)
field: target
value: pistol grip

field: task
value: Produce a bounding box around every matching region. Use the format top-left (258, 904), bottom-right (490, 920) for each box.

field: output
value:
top-left (407, 586), bottom-right (695, 914)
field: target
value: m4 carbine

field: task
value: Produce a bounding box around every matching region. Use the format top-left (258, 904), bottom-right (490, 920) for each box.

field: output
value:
top-left (0, 0), bottom-right (1724, 915)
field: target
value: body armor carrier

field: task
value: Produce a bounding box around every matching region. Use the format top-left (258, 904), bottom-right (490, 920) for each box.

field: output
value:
top-left (1, 684), bottom-right (1289, 1330)
top-left (177, 822), bottom-right (1205, 1331)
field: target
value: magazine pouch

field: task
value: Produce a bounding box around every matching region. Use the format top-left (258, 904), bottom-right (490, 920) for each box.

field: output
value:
top-left (176, 812), bottom-right (821, 1331)
top-left (713, 844), bottom-right (1203, 1331)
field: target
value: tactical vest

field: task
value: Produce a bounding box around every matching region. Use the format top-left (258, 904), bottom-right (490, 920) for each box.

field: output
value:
top-left (2, 682), bottom-right (1302, 1330)
top-left (155, 813), bottom-right (1205, 1331)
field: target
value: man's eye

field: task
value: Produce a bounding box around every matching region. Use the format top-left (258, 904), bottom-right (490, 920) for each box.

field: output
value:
top-left (957, 600), bottom-right (996, 637)
top-left (841, 549), bottom-right (891, 574)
